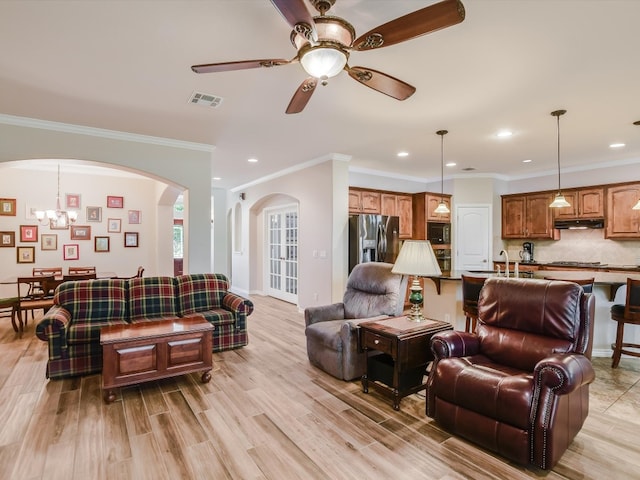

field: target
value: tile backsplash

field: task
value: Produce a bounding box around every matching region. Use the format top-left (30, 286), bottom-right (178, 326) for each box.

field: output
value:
top-left (504, 229), bottom-right (640, 266)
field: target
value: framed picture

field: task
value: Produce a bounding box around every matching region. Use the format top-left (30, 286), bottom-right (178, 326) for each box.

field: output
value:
top-left (86, 206), bottom-right (102, 222)
top-left (107, 195), bottom-right (124, 208)
top-left (63, 244), bottom-right (79, 261)
top-left (1, 231), bottom-right (15, 248)
top-left (41, 233), bottom-right (58, 251)
top-left (124, 232), bottom-right (139, 247)
top-left (0, 198), bottom-right (17, 216)
top-left (70, 225), bottom-right (91, 240)
top-left (25, 204), bottom-right (39, 220)
top-left (95, 236), bottom-right (110, 252)
top-left (17, 246), bottom-right (35, 264)
top-left (107, 218), bottom-right (121, 233)
top-left (128, 209), bottom-right (141, 224)
top-left (49, 212), bottom-right (69, 230)
top-left (65, 193), bottom-right (81, 209)
top-left (20, 225), bottom-right (38, 242)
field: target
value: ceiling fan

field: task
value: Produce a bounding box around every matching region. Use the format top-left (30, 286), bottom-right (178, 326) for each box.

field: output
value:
top-left (191, 0), bottom-right (465, 114)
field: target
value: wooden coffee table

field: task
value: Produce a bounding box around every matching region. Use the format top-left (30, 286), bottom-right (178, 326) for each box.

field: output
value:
top-left (100, 315), bottom-right (213, 403)
top-left (359, 316), bottom-right (452, 410)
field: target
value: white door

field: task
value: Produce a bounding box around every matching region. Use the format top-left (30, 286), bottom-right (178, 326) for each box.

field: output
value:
top-left (266, 207), bottom-right (298, 303)
top-left (456, 205), bottom-right (491, 271)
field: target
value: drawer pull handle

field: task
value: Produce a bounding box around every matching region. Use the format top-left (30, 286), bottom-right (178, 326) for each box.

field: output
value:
top-left (374, 339), bottom-right (380, 345)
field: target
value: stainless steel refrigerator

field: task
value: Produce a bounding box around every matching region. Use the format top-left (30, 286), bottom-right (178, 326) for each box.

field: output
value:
top-left (349, 214), bottom-right (400, 273)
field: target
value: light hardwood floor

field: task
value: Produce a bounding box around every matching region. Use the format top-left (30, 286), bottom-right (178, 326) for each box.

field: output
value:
top-left (1, 295), bottom-right (639, 480)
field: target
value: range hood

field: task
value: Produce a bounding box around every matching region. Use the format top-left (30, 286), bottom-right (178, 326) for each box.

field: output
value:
top-left (554, 218), bottom-right (605, 229)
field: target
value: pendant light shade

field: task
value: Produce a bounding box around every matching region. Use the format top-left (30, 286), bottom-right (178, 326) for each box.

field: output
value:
top-left (549, 109), bottom-right (571, 208)
top-left (435, 129), bottom-right (450, 214)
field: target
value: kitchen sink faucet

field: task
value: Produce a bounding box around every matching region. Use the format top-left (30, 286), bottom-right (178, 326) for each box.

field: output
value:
top-left (499, 250), bottom-right (510, 277)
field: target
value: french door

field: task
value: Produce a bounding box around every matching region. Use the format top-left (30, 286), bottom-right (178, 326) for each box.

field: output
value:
top-left (266, 206), bottom-right (298, 303)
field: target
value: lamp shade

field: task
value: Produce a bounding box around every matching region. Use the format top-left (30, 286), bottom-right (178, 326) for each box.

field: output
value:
top-left (391, 240), bottom-right (442, 277)
top-left (633, 199), bottom-right (640, 210)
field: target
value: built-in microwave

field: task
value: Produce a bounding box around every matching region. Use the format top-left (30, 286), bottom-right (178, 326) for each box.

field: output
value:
top-left (427, 222), bottom-right (451, 244)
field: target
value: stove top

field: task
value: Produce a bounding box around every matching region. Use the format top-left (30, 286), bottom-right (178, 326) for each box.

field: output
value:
top-left (547, 261), bottom-right (607, 267)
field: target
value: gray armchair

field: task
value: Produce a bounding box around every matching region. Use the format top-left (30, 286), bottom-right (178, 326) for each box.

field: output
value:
top-left (304, 262), bottom-right (408, 380)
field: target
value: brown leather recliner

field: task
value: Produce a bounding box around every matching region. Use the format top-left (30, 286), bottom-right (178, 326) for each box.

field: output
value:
top-left (426, 277), bottom-right (595, 470)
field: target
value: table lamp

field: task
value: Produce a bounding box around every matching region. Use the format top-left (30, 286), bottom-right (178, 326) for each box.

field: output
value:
top-left (391, 240), bottom-right (442, 321)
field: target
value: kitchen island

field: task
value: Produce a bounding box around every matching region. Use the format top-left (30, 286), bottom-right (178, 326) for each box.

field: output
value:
top-left (421, 264), bottom-right (640, 358)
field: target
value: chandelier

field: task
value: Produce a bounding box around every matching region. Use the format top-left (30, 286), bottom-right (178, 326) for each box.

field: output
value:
top-left (34, 164), bottom-right (78, 226)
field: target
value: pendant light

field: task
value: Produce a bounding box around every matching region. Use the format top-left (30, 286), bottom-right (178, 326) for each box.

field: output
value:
top-left (434, 130), bottom-right (450, 214)
top-left (549, 109), bottom-right (571, 208)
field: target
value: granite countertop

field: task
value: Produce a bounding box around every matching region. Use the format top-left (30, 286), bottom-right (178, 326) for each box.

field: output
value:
top-left (493, 261), bottom-right (640, 272)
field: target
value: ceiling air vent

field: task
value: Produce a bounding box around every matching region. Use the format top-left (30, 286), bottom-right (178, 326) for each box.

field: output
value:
top-left (188, 91), bottom-right (223, 108)
top-left (462, 167), bottom-right (476, 171)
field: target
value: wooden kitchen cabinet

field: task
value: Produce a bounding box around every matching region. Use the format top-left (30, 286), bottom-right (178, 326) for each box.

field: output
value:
top-left (381, 193), bottom-right (413, 238)
top-left (554, 188), bottom-right (604, 219)
top-left (606, 183), bottom-right (640, 238)
top-left (502, 192), bottom-right (558, 239)
top-left (412, 192), bottom-right (453, 240)
top-left (349, 189), bottom-right (381, 214)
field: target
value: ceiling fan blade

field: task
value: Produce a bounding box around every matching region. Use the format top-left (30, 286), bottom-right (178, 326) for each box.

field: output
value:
top-left (352, 0), bottom-right (465, 51)
top-left (191, 59), bottom-right (291, 74)
top-left (347, 66), bottom-right (416, 101)
top-left (286, 77), bottom-right (317, 114)
top-left (270, 0), bottom-right (317, 41)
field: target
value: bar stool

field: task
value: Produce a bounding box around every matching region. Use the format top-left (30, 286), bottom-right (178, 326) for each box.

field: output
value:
top-left (544, 277), bottom-right (595, 293)
top-left (610, 278), bottom-right (640, 368)
top-left (461, 275), bottom-right (486, 333)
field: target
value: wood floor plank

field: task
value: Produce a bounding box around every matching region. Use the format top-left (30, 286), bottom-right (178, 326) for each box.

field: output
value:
top-left (149, 412), bottom-right (193, 479)
top-left (129, 432), bottom-right (169, 480)
top-left (185, 440), bottom-right (233, 480)
top-left (72, 375), bottom-right (105, 480)
top-left (42, 441), bottom-right (77, 480)
top-left (122, 387), bottom-right (152, 436)
top-left (164, 390), bottom-right (208, 446)
top-left (103, 399), bottom-right (132, 463)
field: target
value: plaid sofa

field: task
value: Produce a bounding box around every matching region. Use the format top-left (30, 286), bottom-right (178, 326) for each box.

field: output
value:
top-left (35, 273), bottom-right (253, 379)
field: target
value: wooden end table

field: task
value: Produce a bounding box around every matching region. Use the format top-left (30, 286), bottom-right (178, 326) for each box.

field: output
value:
top-left (100, 315), bottom-right (213, 403)
top-left (359, 316), bottom-right (452, 410)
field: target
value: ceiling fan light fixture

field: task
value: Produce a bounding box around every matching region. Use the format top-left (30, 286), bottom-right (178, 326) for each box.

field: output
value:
top-left (300, 45), bottom-right (347, 79)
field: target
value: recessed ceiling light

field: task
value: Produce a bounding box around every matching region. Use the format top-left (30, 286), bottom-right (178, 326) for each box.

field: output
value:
top-left (213, 176), bottom-right (221, 180)
top-left (397, 151), bottom-right (409, 157)
top-left (496, 130), bottom-right (513, 138)
top-left (445, 162), bottom-right (456, 167)
top-left (248, 158), bottom-right (258, 163)
top-left (522, 159), bottom-right (532, 163)
top-left (609, 143), bottom-right (625, 148)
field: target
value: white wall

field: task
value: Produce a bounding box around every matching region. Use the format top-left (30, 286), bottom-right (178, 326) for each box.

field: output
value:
top-left (230, 158), bottom-right (349, 309)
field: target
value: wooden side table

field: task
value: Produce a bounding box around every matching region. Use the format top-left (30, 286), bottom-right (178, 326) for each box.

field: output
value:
top-left (100, 315), bottom-right (213, 403)
top-left (359, 316), bottom-right (452, 410)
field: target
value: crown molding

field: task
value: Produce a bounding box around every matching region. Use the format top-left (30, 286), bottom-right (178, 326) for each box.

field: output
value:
top-left (0, 114), bottom-right (215, 153)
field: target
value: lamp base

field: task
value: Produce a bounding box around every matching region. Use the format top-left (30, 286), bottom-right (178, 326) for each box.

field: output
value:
top-left (406, 277), bottom-right (425, 322)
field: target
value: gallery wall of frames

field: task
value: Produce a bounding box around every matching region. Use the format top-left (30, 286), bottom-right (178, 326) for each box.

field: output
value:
top-left (0, 166), bottom-right (164, 279)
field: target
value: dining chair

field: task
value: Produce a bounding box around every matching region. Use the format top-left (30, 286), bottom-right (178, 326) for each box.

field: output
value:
top-left (116, 266), bottom-right (144, 280)
top-left (0, 282), bottom-right (20, 334)
top-left (610, 277), bottom-right (640, 368)
top-left (17, 275), bottom-right (56, 328)
top-left (544, 277), bottom-right (595, 293)
top-left (32, 267), bottom-right (63, 296)
top-left (68, 266), bottom-right (96, 275)
top-left (461, 275), bottom-right (487, 333)
top-left (63, 273), bottom-right (97, 282)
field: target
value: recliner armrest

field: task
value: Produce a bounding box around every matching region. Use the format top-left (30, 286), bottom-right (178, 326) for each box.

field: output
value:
top-left (304, 303), bottom-right (345, 327)
top-left (534, 354), bottom-right (595, 395)
top-left (431, 330), bottom-right (480, 359)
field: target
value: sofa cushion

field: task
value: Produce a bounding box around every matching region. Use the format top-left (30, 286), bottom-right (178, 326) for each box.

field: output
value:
top-left (128, 276), bottom-right (179, 321)
top-left (67, 318), bottom-right (129, 345)
top-left (54, 278), bottom-right (128, 325)
top-left (176, 273), bottom-right (228, 316)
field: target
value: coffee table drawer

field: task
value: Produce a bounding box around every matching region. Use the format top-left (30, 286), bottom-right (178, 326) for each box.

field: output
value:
top-left (362, 330), bottom-right (393, 355)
